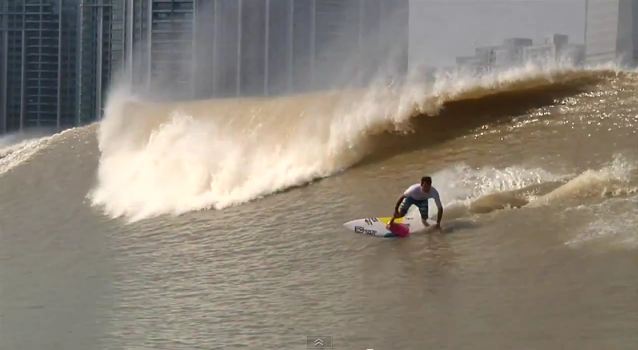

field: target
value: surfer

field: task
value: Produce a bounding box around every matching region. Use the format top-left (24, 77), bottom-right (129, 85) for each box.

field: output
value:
top-left (388, 176), bottom-right (443, 230)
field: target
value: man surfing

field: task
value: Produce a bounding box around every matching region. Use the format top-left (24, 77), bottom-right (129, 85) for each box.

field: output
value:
top-left (388, 176), bottom-right (443, 230)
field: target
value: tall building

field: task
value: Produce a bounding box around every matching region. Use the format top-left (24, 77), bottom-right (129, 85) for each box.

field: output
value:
top-left (77, 0), bottom-right (119, 124)
top-left (312, 0), bottom-right (409, 89)
top-left (585, 0), bottom-right (638, 66)
top-left (0, 0), bottom-right (122, 134)
top-left (0, 0), bottom-right (78, 134)
top-left (120, 0), bottom-right (410, 99)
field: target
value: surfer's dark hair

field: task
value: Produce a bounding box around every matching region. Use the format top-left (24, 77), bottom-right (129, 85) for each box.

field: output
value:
top-left (421, 176), bottom-right (432, 185)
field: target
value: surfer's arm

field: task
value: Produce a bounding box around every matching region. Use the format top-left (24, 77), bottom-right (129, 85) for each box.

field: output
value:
top-left (390, 195), bottom-right (406, 224)
top-left (434, 195), bottom-right (443, 227)
top-left (394, 195), bottom-right (405, 215)
top-left (436, 206), bottom-right (443, 227)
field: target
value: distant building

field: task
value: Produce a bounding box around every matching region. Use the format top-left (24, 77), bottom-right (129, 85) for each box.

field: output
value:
top-left (457, 34), bottom-right (584, 74)
top-left (585, 0), bottom-right (638, 66)
top-left (0, 0), bottom-right (123, 134)
top-left (455, 56), bottom-right (488, 74)
top-left (458, 39), bottom-right (533, 73)
top-left (523, 34), bottom-right (582, 65)
top-left (110, 0), bottom-right (196, 99)
top-left (563, 44), bottom-right (586, 65)
top-left (77, 0), bottom-right (120, 125)
top-left (474, 46), bottom-right (498, 68)
top-left (497, 38), bottom-right (533, 68)
top-left (0, 0), bottom-right (79, 134)
top-left (118, 0), bottom-right (410, 99)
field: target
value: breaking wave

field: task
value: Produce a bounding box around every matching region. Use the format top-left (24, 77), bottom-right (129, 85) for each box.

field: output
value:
top-left (434, 155), bottom-right (637, 221)
top-left (89, 64), bottom-right (613, 221)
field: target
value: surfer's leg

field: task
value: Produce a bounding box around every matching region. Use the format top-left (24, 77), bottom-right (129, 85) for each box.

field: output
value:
top-left (415, 200), bottom-right (429, 226)
top-left (396, 197), bottom-right (413, 218)
top-left (389, 198), bottom-right (412, 228)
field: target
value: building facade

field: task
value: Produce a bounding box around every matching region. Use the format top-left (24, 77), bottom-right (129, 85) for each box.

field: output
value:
top-left (0, 0), bottom-right (122, 134)
top-left (585, 0), bottom-right (638, 66)
top-left (0, 0), bottom-right (78, 134)
top-left (120, 0), bottom-right (410, 99)
top-left (77, 0), bottom-right (119, 125)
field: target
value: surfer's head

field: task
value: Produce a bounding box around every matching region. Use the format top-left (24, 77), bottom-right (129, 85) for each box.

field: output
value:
top-left (421, 176), bottom-right (432, 192)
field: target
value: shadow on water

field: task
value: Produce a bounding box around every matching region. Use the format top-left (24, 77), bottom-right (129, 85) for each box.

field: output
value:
top-left (441, 219), bottom-right (481, 234)
top-left (413, 219), bottom-right (480, 236)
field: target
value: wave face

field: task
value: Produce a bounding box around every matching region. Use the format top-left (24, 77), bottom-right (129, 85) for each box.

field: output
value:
top-left (89, 64), bottom-right (613, 221)
top-left (0, 129), bottom-right (70, 176)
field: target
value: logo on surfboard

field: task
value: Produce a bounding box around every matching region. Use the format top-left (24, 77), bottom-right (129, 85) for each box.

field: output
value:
top-left (354, 226), bottom-right (378, 236)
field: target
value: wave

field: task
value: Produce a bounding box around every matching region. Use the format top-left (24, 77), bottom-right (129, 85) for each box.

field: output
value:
top-left (435, 155), bottom-right (637, 221)
top-left (89, 64), bottom-right (614, 221)
top-left (1, 133), bottom-right (57, 176)
top-left (530, 155), bottom-right (637, 206)
top-left (423, 163), bottom-right (562, 220)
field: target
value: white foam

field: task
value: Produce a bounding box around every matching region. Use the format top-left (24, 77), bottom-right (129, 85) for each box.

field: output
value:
top-left (435, 163), bottom-right (561, 201)
top-left (530, 155), bottom-right (637, 207)
top-left (421, 163), bottom-right (562, 219)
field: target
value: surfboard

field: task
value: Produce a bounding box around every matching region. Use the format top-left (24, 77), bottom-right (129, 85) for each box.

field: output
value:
top-left (343, 216), bottom-right (416, 238)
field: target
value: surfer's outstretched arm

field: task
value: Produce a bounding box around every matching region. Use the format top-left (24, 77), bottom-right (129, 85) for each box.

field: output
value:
top-left (435, 196), bottom-right (443, 229)
top-left (389, 195), bottom-right (406, 225)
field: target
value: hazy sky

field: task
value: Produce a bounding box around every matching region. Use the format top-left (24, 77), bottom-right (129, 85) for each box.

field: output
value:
top-left (409, 0), bottom-right (587, 67)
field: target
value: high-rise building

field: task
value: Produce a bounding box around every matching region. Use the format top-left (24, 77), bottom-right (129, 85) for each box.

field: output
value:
top-left (585, 0), bottom-right (638, 66)
top-left (77, 0), bottom-right (119, 124)
top-left (0, 0), bottom-right (78, 134)
top-left (113, 0), bottom-right (199, 98)
top-left (0, 0), bottom-right (123, 134)
top-left (120, 0), bottom-right (410, 99)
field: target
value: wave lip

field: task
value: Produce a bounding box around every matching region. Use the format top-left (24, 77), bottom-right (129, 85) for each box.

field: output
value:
top-left (0, 135), bottom-right (54, 176)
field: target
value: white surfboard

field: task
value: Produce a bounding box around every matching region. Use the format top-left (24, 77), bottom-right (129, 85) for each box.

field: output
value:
top-left (343, 216), bottom-right (425, 238)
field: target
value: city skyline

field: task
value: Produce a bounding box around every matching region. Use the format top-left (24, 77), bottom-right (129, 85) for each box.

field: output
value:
top-left (409, 0), bottom-right (587, 68)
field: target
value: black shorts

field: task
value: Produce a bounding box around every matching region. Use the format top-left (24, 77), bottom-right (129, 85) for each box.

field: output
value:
top-left (398, 197), bottom-right (428, 218)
